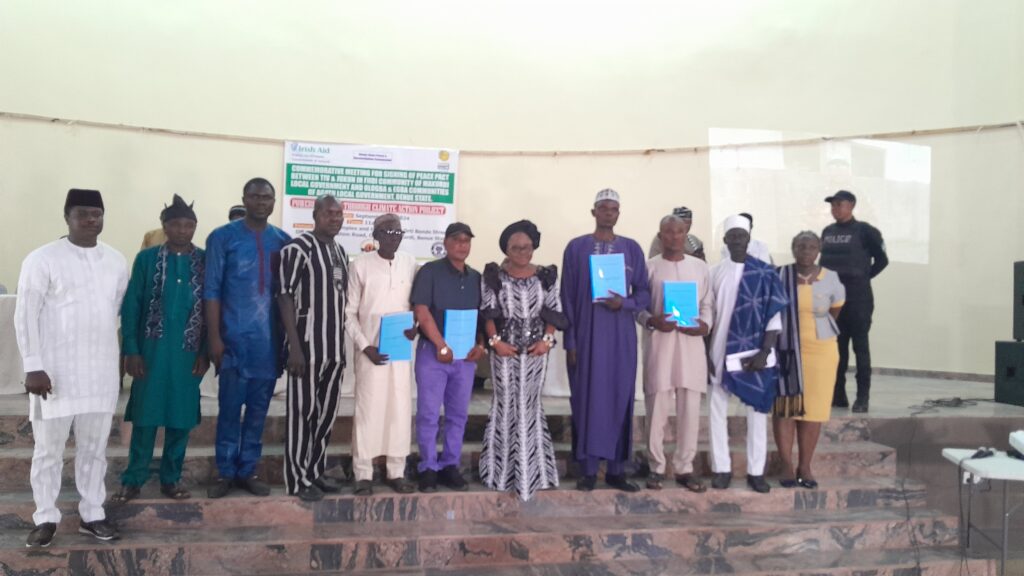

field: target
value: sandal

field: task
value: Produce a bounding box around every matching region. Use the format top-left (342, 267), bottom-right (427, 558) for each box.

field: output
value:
top-left (646, 473), bottom-right (664, 490)
top-left (109, 485), bottom-right (141, 505)
top-left (674, 474), bottom-right (707, 493)
top-left (160, 483), bottom-right (191, 500)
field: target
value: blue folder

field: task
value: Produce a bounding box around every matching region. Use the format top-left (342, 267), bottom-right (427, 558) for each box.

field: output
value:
top-left (590, 253), bottom-right (627, 302)
top-left (378, 311), bottom-right (415, 362)
top-left (444, 309), bottom-right (478, 360)
top-left (662, 281), bottom-right (699, 327)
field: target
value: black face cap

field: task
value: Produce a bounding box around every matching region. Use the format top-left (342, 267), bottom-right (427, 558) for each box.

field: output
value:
top-left (824, 190), bottom-right (856, 204)
top-left (65, 188), bottom-right (104, 213)
top-left (445, 222), bottom-right (475, 239)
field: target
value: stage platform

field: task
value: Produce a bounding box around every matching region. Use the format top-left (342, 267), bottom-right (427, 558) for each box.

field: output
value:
top-left (0, 371), bottom-right (1015, 420)
top-left (0, 373), bottom-right (1019, 574)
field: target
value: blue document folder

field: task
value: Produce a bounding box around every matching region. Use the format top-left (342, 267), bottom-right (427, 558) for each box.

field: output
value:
top-left (444, 309), bottom-right (478, 360)
top-left (590, 253), bottom-right (627, 301)
top-left (377, 311), bottom-right (415, 362)
top-left (662, 281), bottom-right (699, 327)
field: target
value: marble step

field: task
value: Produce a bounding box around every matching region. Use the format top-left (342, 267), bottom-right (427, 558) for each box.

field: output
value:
top-left (0, 476), bottom-right (929, 533)
top-left (0, 508), bottom-right (960, 574)
top-left (0, 440), bottom-right (896, 490)
top-left (431, 547), bottom-right (996, 576)
top-left (0, 412), bottom-right (872, 449)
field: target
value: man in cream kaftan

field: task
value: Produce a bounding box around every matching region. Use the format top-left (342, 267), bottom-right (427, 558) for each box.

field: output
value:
top-left (344, 214), bottom-right (418, 494)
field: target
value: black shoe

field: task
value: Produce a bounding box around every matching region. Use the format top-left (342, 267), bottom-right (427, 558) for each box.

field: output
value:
top-left (26, 523), bottom-right (56, 548)
top-left (418, 469), bottom-right (438, 493)
top-left (605, 473), bottom-right (641, 493)
top-left (746, 475), bottom-right (771, 494)
top-left (832, 396), bottom-right (849, 408)
top-left (797, 476), bottom-right (819, 489)
top-left (313, 477), bottom-right (342, 493)
top-left (79, 519), bottom-right (120, 541)
top-left (353, 480), bottom-right (374, 496)
top-left (852, 398), bottom-right (869, 413)
top-left (387, 477), bottom-right (416, 494)
top-left (779, 478), bottom-right (798, 489)
top-left (711, 473), bottom-right (732, 490)
top-left (675, 474), bottom-right (708, 493)
top-left (207, 477), bottom-right (234, 499)
top-left (296, 484), bottom-right (324, 502)
top-left (236, 475), bottom-right (271, 496)
top-left (576, 475), bottom-right (597, 492)
top-left (438, 465), bottom-right (469, 491)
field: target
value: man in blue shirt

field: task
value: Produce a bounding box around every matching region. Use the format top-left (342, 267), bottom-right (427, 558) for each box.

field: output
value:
top-left (204, 178), bottom-right (291, 498)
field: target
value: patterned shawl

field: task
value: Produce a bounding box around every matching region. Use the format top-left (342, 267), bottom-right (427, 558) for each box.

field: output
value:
top-left (144, 244), bottom-right (205, 351)
top-left (773, 265), bottom-right (805, 417)
top-left (722, 257), bottom-right (789, 414)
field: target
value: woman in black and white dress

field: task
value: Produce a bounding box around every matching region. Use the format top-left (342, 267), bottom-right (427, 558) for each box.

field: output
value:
top-left (479, 220), bottom-right (567, 501)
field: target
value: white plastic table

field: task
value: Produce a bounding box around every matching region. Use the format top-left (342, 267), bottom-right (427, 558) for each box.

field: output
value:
top-left (943, 447), bottom-right (1024, 576)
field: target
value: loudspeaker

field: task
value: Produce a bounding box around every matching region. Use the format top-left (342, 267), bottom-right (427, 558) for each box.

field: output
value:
top-left (1014, 261), bottom-right (1024, 341)
top-left (995, 341), bottom-right (1024, 407)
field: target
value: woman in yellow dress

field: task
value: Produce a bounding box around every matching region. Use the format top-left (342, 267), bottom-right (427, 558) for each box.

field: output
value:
top-left (773, 231), bottom-right (845, 488)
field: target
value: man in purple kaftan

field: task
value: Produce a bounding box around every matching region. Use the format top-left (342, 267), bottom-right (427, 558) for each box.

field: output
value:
top-left (560, 188), bottom-right (651, 492)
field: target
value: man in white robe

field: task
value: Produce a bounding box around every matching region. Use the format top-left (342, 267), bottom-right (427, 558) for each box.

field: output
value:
top-left (708, 215), bottom-right (783, 494)
top-left (344, 214), bottom-right (418, 495)
top-left (15, 189), bottom-right (128, 547)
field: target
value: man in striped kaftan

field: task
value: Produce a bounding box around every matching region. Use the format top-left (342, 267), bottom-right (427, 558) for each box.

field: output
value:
top-left (277, 196), bottom-right (348, 501)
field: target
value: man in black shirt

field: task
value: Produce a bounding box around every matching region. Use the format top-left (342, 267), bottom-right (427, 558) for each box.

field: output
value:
top-left (410, 222), bottom-right (485, 493)
top-left (819, 190), bottom-right (888, 413)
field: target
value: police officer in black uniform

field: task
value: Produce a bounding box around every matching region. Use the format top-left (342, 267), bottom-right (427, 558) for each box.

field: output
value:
top-left (819, 190), bottom-right (888, 413)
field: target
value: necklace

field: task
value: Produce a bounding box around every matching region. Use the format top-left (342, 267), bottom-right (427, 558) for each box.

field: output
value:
top-left (796, 266), bottom-right (819, 283)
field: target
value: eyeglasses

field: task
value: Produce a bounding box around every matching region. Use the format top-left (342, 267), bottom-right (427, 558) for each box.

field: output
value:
top-left (379, 230), bottom-right (405, 237)
top-left (507, 245), bottom-right (534, 253)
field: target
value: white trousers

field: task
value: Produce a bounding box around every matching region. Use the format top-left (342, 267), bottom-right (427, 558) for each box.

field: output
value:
top-left (353, 456), bottom-right (407, 482)
top-left (645, 388), bottom-right (702, 476)
top-left (31, 412), bottom-right (112, 525)
top-left (708, 382), bottom-right (767, 476)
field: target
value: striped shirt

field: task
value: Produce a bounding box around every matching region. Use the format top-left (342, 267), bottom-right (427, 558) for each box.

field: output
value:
top-left (277, 232), bottom-right (349, 367)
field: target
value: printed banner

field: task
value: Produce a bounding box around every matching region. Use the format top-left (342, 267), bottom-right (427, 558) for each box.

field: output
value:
top-left (283, 142), bottom-right (458, 259)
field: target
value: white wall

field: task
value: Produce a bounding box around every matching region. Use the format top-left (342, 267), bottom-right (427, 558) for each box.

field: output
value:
top-left (1, 0), bottom-right (1022, 378)
top-left (2, 1), bottom-right (1020, 149)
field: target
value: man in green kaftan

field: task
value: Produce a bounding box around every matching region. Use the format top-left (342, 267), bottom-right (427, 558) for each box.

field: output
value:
top-left (112, 195), bottom-right (209, 502)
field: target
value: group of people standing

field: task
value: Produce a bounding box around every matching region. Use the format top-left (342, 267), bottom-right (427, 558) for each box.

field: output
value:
top-left (12, 181), bottom-right (886, 548)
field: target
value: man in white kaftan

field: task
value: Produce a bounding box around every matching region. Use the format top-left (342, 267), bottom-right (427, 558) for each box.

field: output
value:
top-left (343, 214), bottom-right (418, 495)
top-left (708, 215), bottom-right (784, 494)
top-left (15, 189), bottom-right (128, 547)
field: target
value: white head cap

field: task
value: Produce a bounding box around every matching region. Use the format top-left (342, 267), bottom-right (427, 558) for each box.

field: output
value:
top-left (594, 188), bottom-right (620, 205)
top-left (724, 214), bottom-right (751, 233)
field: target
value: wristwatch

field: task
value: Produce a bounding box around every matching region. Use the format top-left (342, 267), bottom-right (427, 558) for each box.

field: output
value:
top-left (542, 333), bottom-right (556, 347)
top-left (488, 334), bottom-right (502, 347)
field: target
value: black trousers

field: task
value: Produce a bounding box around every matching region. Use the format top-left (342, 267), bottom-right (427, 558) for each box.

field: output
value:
top-left (285, 358), bottom-right (343, 494)
top-left (834, 298), bottom-right (874, 402)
